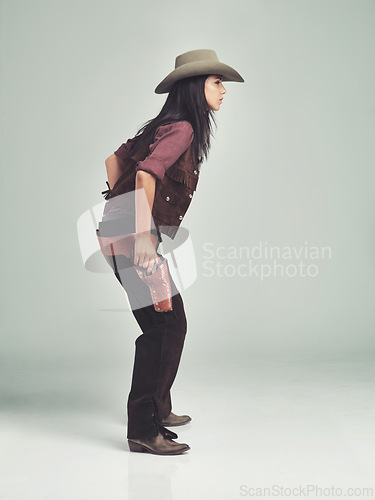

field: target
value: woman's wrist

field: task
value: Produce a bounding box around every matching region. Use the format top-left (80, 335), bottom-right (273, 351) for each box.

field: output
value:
top-left (135, 230), bottom-right (151, 239)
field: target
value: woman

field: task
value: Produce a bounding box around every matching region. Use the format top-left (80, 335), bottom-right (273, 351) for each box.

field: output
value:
top-left (100, 49), bottom-right (244, 455)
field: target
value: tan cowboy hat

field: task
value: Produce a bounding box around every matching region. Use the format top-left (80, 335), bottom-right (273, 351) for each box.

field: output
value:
top-left (154, 49), bottom-right (244, 94)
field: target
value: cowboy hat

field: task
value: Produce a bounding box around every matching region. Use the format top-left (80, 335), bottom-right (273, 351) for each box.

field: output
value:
top-left (154, 49), bottom-right (244, 94)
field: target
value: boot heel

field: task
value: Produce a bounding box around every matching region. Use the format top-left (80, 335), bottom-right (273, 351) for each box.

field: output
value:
top-left (128, 440), bottom-right (144, 453)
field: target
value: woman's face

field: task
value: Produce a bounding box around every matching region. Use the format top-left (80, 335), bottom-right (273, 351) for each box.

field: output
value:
top-left (204, 74), bottom-right (226, 111)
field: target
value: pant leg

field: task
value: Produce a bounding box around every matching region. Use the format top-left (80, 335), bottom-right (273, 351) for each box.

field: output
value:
top-left (104, 251), bottom-right (187, 438)
top-left (153, 290), bottom-right (187, 421)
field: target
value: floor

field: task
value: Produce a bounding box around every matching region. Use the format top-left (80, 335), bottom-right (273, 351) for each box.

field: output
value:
top-left (1, 355), bottom-right (375, 500)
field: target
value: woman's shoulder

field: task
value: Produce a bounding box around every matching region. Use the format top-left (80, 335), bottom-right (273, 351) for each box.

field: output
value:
top-left (145, 120), bottom-right (194, 159)
top-left (156, 120), bottom-right (194, 136)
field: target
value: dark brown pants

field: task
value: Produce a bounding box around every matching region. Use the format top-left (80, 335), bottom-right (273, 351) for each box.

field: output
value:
top-left (104, 250), bottom-right (187, 439)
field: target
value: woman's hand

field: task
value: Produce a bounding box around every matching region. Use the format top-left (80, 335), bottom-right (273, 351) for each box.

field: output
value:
top-left (133, 233), bottom-right (162, 275)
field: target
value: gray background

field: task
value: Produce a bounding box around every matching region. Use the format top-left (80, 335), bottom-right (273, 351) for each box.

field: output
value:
top-left (1, 1), bottom-right (375, 499)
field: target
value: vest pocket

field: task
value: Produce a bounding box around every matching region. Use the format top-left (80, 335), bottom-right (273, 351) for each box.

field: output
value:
top-left (154, 185), bottom-right (179, 215)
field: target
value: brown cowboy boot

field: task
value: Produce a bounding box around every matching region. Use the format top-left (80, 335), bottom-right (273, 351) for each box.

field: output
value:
top-left (128, 425), bottom-right (190, 455)
top-left (160, 411), bottom-right (192, 427)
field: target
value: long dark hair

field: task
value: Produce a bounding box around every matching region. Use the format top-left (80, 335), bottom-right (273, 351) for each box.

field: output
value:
top-left (131, 74), bottom-right (217, 166)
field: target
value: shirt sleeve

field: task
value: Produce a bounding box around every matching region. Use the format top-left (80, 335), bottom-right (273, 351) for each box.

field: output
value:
top-left (134, 121), bottom-right (194, 181)
top-left (113, 136), bottom-right (139, 162)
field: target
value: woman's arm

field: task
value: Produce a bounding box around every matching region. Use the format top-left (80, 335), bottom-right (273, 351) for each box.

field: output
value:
top-left (133, 170), bottom-right (161, 273)
top-left (135, 170), bottom-right (156, 235)
top-left (106, 135), bottom-right (139, 188)
top-left (104, 154), bottom-right (160, 272)
top-left (105, 154), bottom-right (124, 189)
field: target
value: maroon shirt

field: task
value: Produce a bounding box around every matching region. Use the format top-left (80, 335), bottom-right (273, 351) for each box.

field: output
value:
top-left (114, 120), bottom-right (194, 181)
top-left (103, 121), bottom-right (194, 232)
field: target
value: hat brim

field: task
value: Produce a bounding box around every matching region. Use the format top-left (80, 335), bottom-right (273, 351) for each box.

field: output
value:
top-left (154, 60), bottom-right (244, 94)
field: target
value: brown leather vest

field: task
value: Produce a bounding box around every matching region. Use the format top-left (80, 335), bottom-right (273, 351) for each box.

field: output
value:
top-left (106, 140), bottom-right (201, 240)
